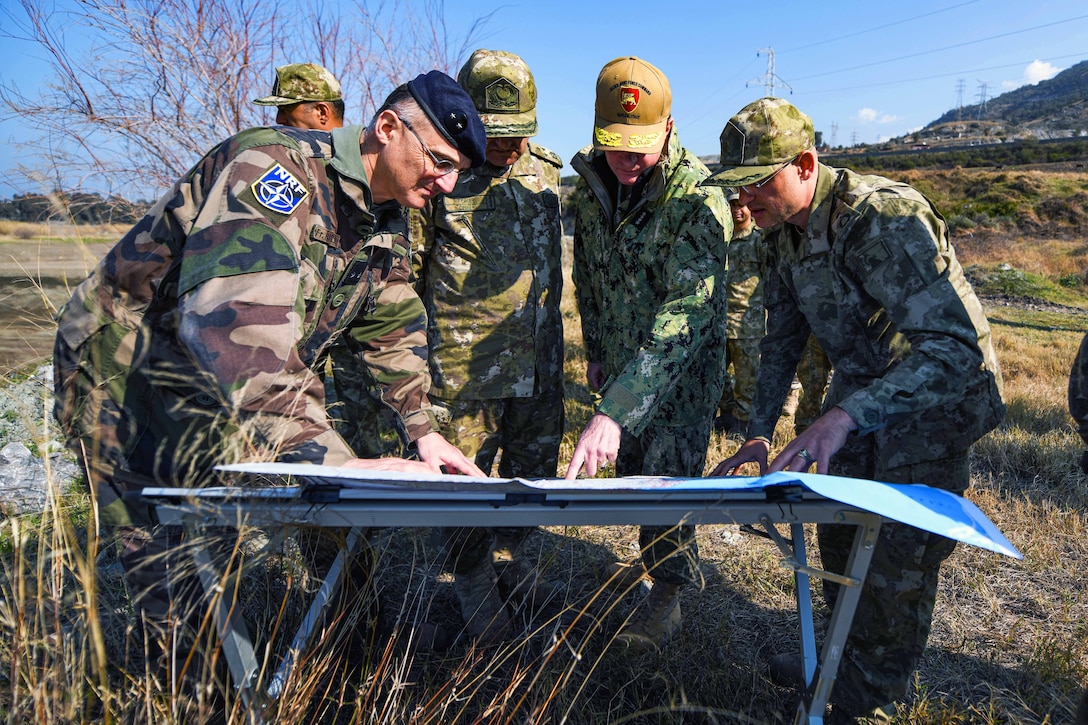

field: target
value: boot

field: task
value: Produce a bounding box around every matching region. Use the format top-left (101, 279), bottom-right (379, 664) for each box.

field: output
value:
top-left (602, 559), bottom-right (650, 591)
top-left (494, 556), bottom-right (562, 613)
top-left (453, 559), bottom-right (511, 641)
top-left (767, 651), bottom-right (806, 688)
top-left (614, 581), bottom-right (681, 652)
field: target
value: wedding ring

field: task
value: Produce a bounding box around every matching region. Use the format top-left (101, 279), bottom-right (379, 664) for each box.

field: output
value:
top-left (797, 448), bottom-right (814, 462)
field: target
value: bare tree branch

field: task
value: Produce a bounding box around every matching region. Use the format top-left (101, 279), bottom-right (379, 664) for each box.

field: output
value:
top-left (0, 0), bottom-right (492, 200)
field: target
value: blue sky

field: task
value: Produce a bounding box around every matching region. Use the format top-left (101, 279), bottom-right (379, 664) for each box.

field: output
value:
top-left (1, 0), bottom-right (1086, 195)
top-left (470, 0), bottom-right (1088, 166)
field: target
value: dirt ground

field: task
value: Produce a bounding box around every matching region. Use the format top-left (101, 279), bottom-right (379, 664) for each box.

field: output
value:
top-left (0, 240), bottom-right (113, 374)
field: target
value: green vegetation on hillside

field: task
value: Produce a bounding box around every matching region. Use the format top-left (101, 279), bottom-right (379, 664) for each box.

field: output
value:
top-left (822, 138), bottom-right (1088, 173)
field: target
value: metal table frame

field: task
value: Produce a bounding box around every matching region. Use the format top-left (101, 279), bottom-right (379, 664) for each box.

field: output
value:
top-left (142, 480), bottom-right (882, 725)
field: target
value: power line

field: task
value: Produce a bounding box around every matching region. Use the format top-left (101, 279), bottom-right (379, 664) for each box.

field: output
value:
top-left (790, 13), bottom-right (1088, 83)
top-left (778, 0), bottom-right (982, 54)
top-left (793, 52), bottom-right (1084, 96)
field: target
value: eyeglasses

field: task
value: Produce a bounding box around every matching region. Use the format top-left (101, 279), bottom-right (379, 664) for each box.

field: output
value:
top-left (737, 155), bottom-right (798, 194)
top-left (400, 116), bottom-right (462, 177)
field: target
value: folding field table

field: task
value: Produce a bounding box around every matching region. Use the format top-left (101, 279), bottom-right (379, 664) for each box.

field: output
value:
top-left (140, 465), bottom-right (1020, 725)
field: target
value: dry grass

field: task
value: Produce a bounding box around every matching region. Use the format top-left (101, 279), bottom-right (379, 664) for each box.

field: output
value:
top-left (0, 220), bottom-right (127, 243)
top-left (1, 231), bottom-right (1087, 723)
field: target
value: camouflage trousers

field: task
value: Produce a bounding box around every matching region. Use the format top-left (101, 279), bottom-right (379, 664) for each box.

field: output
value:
top-left (433, 388), bottom-right (564, 574)
top-left (718, 336), bottom-right (761, 423)
top-left (795, 334), bottom-right (831, 433)
top-left (821, 436), bottom-right (968, 714)
top-left (615, 422), bottom-right (710, 588)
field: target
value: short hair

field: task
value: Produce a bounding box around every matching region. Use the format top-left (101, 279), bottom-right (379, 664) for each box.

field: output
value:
top-left (300, 99), bottom-right (345, 122)
top-left (367, 84), bottom-right (422, 132)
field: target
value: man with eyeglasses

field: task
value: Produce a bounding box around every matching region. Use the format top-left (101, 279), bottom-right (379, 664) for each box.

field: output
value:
top-left (707, 97), bottom-right (1005, 722)
top-left (565, 56), bottom-right (731, 651)
top-left (53, 70), bottom-right (488, 684)
top-left (410, 49), bottom-right (566, 641)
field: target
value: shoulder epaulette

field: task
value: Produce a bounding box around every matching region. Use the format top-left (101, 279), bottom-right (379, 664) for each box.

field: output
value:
top-left (528, 142), bottom-right (563, 169)
top-left (230, 126), bottom-right (332, 159)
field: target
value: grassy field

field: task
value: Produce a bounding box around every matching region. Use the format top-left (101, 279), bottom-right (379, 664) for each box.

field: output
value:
top-left (0, 216), bottom-right (1087, 723)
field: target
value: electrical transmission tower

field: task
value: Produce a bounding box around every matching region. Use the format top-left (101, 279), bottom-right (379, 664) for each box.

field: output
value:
top-left (955, 79), bottom-right (966, 122)
top-left (831, 121), bottom-right (839, 148)
top-left (747, 48), bottom-right (792, 97)
top-left (975, 81), bottom-right (989, 120)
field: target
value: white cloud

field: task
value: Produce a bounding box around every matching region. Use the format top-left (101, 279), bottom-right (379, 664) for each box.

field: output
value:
top-left (857, 108), bottom-right (898, 124)
top-left (1002, 60), bottom-right (1061, 91)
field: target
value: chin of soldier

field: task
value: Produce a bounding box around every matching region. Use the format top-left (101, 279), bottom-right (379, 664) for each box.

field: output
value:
top-left (485, 149), bottom-right (520, 167)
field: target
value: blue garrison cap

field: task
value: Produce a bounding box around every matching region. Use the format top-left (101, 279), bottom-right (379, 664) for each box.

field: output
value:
top-left (407, 70), bottom-right (487, 168)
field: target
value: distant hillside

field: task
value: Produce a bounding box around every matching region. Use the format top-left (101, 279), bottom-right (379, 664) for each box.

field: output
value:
top-left (920, 59), bottom-right (1088, 143)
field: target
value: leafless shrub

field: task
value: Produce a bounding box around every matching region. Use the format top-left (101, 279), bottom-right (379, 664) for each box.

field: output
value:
top-left (0, 0), bottom-right (495, 196)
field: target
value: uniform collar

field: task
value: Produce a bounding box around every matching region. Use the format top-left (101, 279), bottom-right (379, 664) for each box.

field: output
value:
top-left (330, 125), bottom-right (373, 209)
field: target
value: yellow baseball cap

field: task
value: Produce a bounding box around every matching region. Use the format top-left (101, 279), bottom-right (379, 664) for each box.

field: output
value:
top-left (592, 56), bottom-right (671, 154)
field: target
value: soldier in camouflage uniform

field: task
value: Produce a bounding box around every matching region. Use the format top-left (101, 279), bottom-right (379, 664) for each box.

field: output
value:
top-left (53, 70), bottom-right (487, 675)
top-left (794, 332), bottom-right (832, 433)
top-left (716, 188), bottom-right (764, 438)
top-left (566, 57), bottom-right (731, 651)
top-left (253, 62), bottom-right (346, 130)
top-left (410, 50), bottom-right (565, 639)
top-left (708, 98), bottom-right (1005, 721)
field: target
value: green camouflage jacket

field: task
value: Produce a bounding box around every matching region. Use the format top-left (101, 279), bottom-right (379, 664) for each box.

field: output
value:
top-left (570, 130), bottom-right (731, 435)
top-left (54, 124), bottom-right (435, 486)
top-left (725, 220), bottom-right (766, 339)
top-left (412, 142), bottom-right (564, 399)
top-left (748, 164), bottom-right (1005, 467)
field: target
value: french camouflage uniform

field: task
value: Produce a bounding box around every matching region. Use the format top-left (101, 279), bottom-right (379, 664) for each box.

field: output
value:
top-left (53, 124), bottom-right (437, 633)
top-left (571, 129), bottom-right (731, 586)
top-left (413, 143), bottom-right (565, 572)
top-left (747, 163), bottom-right (1006, 713)
top-left (718, 219), bottom-right (765, 428)
top-left (1068, 332), bottom-right (1088, 472)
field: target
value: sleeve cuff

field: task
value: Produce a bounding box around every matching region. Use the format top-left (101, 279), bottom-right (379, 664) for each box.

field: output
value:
top-left (834, 394), bottom-right (883, 435)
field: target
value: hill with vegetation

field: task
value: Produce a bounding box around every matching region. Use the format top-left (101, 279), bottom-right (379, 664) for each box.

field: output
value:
top-left (927, 59), bottom-right (1088, 141)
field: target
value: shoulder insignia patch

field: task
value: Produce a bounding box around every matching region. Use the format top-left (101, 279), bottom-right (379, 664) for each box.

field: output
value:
top-left (251, 163), bottom-right (309, 215)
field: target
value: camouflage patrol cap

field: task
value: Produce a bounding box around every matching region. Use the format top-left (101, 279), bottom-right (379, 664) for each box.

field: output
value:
top-left (593, 56), bottom-right (671, 154)
top-left (253, 63), bottom-right (342, 106)
top-left (704, 97), bottom-right (815, 187)
top-left (457, 49), bottom-right (538, 138)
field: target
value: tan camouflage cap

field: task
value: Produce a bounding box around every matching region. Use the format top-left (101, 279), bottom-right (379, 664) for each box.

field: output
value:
top-left (457, 49), bottom-right (537, 138)
top-left (253, 63), bottom-right (342, 106)
top-left (592, 56), bottom-right (671, 154)
top-left (704, 97), bottom-right (815, 187)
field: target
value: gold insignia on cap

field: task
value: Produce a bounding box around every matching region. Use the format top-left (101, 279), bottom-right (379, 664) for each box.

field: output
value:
top-left (594, 126), bottom-right (622, 147)
top-left (628, 132), bottom-right (661, 149)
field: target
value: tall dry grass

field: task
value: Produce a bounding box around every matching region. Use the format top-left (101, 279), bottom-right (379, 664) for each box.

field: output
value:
top-left (0, 232), bottom-right (1087, 723)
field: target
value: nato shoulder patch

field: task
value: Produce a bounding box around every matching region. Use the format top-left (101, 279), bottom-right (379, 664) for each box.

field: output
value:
top-left (251, 163), bottom-right (310, 215)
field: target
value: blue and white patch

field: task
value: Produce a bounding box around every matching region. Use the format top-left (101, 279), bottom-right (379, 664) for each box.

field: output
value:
top-left (251, 164), bottom-right (309, 215)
